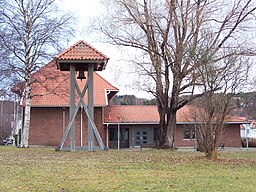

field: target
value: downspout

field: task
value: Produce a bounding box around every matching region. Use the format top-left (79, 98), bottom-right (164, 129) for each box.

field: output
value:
top-left (118, 116), bottom-right (120, 150)
top-left (62, 107), bottom-right (66, 136)
top-left (106, 123), bottom-right (109, 148)
top-left (105, 89), bottom-right (111, 106)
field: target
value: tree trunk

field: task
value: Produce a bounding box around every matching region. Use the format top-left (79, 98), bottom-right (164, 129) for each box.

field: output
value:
top-left (158, 107), bottom-right (177, 149)
top-left (163, 86), bottom-right (179, 149)
top-left (205, 147), bottom-right (218, 159)
top-left (21, 79), bottom-right (31, 148)
top-left (165, 111), bottom-right (177, 148)
top-left (158, 107), bottom-right (167, 146)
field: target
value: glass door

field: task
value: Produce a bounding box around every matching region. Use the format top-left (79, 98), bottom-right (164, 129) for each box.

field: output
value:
top-left (135, 130), bottom-right (148, 146)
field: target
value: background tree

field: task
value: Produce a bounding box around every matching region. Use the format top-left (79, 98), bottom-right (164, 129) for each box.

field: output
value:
top-left (0, 0), bottom-right (75, 147)
top-left (0, 101), bottom-right (17, 143)
top-left (190, 54), bottom-right (250, 159)
top-left (0, 36), bottom-right (18, 99)
top-left (232, 91), bottom-right (256, 119)
top-left (93, 0), bottom-right (256, 148)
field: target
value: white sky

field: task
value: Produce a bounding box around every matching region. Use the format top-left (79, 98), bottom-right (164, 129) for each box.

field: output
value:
top-left (56, 0), bottom-right (256, 98)
top-left (56, 0), bottom-right (151, 98)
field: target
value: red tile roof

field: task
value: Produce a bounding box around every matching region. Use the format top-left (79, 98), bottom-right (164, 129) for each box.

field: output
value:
top-left (56, 40), bottom-right (109, 61)
top-left (16, 60), bottom-right (118, 107)
top-left (13, 41), bottom-right (118, 107)
top-left (104, 105), bottom-right (159, 124)
top-left (104, 105), bottom-right (247, 124)
top-left (56, 40), bottom-right (109, 71)
top-left (226, 116), bottom-right (247, 123)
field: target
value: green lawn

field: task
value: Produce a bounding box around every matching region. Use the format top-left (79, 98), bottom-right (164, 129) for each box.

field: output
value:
top-left (0, 146), bottom-right (256, 192)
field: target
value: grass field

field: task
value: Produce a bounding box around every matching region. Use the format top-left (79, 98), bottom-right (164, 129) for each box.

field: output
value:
top-left (0, 146), bottom-right (256, 192)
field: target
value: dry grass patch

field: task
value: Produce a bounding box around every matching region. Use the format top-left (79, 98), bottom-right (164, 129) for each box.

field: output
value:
top-left (0, 146), bottom-right (256, 191)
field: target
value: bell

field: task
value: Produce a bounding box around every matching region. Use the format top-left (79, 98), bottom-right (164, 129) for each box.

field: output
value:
top-left (77, 69), bottom-right (86, 81)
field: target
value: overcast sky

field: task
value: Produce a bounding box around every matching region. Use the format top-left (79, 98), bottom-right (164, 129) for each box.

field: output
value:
top-left (56, 0), bottom-right (150, 98)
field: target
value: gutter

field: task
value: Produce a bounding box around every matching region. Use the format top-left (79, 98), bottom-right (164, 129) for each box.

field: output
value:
top-left (103, 121), bottom-right (249, 125)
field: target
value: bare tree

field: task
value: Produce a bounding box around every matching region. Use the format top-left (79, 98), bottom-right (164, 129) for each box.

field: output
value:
top-left (0, 36), bottom-right (18, 99)
top-left (0, 100), bottom-right (19, 144)
top-left (0, 0), bottom-right (75, 147)
top-left (93, 0), bottom-right (256, 148)
top-left (190, 54), bottom-right (250, 158)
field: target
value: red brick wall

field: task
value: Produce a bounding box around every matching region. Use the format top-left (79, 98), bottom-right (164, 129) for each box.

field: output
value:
top-left (29, 107), bottom-right (242, 148)
top-left (175, 125), bottom-right (197, 147)
top-left (29, 107), bottom-right (105, 146)
top-left (175, 124), bottom-right (242, 148)
top-left (220, 124), bottom-right (241, 147)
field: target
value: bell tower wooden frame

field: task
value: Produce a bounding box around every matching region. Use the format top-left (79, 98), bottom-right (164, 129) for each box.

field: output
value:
top-left (55, 41), bottom-right (109, 151)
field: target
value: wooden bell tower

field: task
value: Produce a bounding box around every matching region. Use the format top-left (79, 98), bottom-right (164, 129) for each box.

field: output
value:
top-left (55, 40), bottom-right (109, 151)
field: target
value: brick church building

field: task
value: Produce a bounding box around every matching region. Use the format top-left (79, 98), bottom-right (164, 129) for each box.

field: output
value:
top-left (13, 41), bottom-right (245, 149)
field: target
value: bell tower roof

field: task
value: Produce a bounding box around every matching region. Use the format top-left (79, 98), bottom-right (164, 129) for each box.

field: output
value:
top-left (56, 40), bottom-right (109, 71)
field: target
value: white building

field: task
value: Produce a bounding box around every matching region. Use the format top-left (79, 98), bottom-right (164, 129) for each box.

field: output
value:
top-left (241, 123), bottom-right (256, 138)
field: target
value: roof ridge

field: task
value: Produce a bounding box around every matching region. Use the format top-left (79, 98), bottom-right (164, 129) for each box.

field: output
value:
top-left (83, 41), bottom-right (109, 60)
top-left (55, 40), bottom-right (109, 60)
top-left (55, 40), bottom-right (83, 59)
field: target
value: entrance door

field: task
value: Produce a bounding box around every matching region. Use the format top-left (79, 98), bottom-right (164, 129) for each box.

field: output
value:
top-left (135, 130), bottom-right (148, 146)
top-left (109, 128), bottom-right (129, 148)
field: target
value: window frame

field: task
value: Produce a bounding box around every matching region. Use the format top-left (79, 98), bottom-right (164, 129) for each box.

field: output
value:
top-left (182, 127), bottom-right (196, 140)
top-left (183, 127), bottom-right (191, 140)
